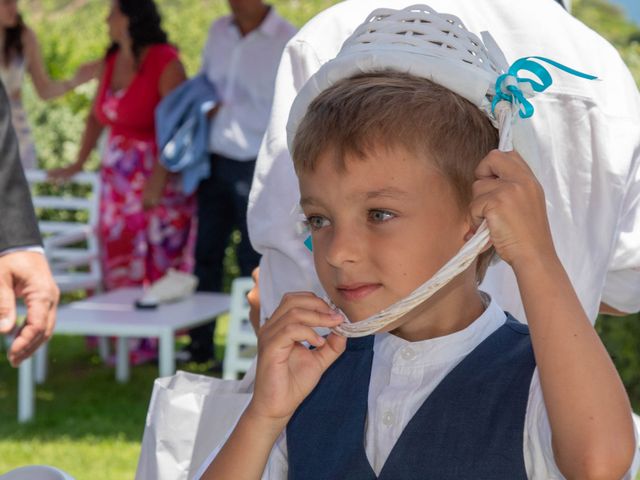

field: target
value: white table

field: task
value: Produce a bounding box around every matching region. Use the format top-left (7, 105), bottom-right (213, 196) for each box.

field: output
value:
top-left (17, 287), bottom-right (230, 422)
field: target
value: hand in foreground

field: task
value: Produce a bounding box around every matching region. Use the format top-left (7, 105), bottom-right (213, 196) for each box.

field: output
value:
top-left (249, 292), bottom-right (346, 423)
top-left (470, 150), bottom-right (556, 270)
top-left (0, 251), bottom-right (59, 366)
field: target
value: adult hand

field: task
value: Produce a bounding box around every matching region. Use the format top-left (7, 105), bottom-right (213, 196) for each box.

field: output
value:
top-left (142, 165), bottom-right (169, 210)
top-left (47, 161), bottom-right (83, 184)
top-left (249, 292), bottom-right (346, 423)
top-left (71, 60), bottom-right (101, 88)
top-left (0, 251), bottom-right (59, 366)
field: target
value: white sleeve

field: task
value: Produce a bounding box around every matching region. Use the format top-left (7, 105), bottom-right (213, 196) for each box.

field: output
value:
top-left (524, 369), bottom-right (640, 480)
top-left (247, 38), bottom-right (328, 323)
top-left (523, 369), bottom-right (565, 479)
top-left (262, 431), bottom-right (289, 480)
top-left (601, 117), bottom-right (640, 313)
top-left (0, 245), bottom-right (44, 256)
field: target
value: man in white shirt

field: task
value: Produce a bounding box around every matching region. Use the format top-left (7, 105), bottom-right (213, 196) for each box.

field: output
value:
top-left (247, 0), bottom-right (640, 327)
top-left (186, 0), bottom-right (296, 363)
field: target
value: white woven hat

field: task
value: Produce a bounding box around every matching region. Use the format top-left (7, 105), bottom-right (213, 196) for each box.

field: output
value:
top-left (286, 4), bottom-right (511, 153)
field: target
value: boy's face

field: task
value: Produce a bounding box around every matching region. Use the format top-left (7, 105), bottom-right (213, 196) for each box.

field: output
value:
top-left (299, 145), bottom-right (471, 323)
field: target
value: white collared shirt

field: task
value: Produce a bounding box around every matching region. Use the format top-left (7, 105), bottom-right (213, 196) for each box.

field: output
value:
top-left (247, 0), bottom-right (640, 324)
top-left (201, 8), bottom-right (296, 160)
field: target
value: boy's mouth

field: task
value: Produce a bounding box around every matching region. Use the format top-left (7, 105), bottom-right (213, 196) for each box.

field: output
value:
top-left (336, 283), bottom-right (382, 301)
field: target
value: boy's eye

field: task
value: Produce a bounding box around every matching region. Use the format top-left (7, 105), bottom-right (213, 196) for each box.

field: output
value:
top-left (368, 209), bottom-right (395, 223)
top-left (305, 215), bottom-right (330, 231)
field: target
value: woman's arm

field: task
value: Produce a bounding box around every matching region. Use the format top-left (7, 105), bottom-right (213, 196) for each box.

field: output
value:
top-left (24, 27), bottom-right (98, 100)
top-left (142, 58), bottom-right (188, 209)
top-left (48, 101), bottom-right (104, 181)
top-left (471, 150), bottom-right (636, 480)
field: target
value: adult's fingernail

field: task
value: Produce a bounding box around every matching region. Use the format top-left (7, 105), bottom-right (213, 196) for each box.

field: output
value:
top-left (330, 312), bottom-right (343, 321)
top-left (0, 317), bottom-right (12, 331)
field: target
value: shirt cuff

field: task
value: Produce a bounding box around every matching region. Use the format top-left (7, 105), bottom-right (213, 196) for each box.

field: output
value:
top-left (601, 268), bottom-right (640, 314)
top-left (0, 245), bottom-right (45, 257)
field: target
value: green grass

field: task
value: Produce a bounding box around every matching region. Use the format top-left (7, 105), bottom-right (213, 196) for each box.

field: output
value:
top-left (0, 321), bottom-right (230, 478)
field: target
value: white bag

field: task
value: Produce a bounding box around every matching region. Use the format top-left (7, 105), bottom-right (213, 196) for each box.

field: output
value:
top-left (135, 364), bottom-right (255, 480)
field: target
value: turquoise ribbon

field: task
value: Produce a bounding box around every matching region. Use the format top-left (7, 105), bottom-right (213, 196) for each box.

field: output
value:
top-left (491, 56), bottom-right (598, 119)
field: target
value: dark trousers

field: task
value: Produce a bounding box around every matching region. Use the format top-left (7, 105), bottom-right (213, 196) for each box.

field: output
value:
top-left (189, 153), bottom-right (261, 360)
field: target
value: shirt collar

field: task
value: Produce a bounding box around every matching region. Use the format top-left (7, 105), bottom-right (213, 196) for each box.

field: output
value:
top-left (373, 293), bottom-right (507, 368)
top-left (227, 6), bottom-right (280, 39)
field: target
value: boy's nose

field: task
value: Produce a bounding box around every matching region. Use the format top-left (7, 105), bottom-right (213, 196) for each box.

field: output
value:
top-left (324, 226), bottom-right (360, 267)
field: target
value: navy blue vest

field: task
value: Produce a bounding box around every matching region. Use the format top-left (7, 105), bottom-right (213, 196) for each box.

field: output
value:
top-left (287, 315), bottom-right (536, 479)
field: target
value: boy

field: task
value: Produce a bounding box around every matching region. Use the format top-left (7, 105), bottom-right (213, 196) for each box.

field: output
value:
top-left (202, 6), bottom-right (637, 479)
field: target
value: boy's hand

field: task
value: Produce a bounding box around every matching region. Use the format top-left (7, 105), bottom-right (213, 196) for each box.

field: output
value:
top-left (470, 150), bottom-right (557, 270)
top-left (248, 292), bottom-right (346, 424)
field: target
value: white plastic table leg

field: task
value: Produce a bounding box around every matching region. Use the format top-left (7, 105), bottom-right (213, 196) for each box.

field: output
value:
top-left (115, 336), bottom-right (129, 383)
top-left (18, 357), bottom-right (34, 423)
top-left (158, 330), bottom-right (175, 378)
top-left (97, 336), bottom-right (110, 362)
top-left (35, 343), bottom-right (48, 384)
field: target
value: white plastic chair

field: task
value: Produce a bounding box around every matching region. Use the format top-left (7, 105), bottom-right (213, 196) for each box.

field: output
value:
top-left (25, 170), bottom-right (102, 294)
top-left (0, 465), bottom-right (75, 480)
top-left (222, 277), bottom-right (257, 379)
top-left (14, 171), bottom-right (103, 422)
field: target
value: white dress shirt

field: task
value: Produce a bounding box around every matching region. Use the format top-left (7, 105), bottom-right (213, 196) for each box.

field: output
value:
top-left (253, 297), bottom-right (639, 479)
top-left (247, 0), bottom-right (640, 323)
top-left (201, 8), bottom-right (296, 160)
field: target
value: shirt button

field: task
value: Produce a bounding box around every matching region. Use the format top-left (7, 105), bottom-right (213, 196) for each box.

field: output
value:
top-left (401, 347), bottom-right (416, 361)
top-left (382, 411), bottom-right (395, 426)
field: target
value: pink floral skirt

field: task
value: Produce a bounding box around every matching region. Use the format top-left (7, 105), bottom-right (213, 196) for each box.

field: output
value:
top-left (99, 134), bottom-right (196, 290)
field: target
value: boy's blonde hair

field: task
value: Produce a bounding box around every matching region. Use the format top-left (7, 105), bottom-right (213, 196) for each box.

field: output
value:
top-left (292, 70), bottom-right (498, 282)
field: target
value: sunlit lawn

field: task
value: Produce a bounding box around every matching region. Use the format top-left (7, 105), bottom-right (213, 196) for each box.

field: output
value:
top-left (0, 316), bottom-right (229, 479)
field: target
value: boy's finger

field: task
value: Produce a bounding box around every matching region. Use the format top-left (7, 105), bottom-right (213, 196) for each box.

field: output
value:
top-left (263, 309), bottom-right (343, 342)
top-left (312, 332), bottom-right (347, 370)
top-left (270, 293), bottom-right (336, 322)
top-left (266, 323), bottom-right (328, 351)
top-left (468, 191), bottom-right (495, 228)
top-left (476, 150), bottom-right (533, 181)
top-left (471, 177), bottom-right (501, 199)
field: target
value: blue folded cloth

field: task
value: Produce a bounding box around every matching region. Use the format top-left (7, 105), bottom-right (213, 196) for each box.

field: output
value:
top-left (155, 74), bottom-right (219, 194)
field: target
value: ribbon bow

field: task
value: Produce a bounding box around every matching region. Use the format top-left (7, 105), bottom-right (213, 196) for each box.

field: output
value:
top-left (491, 56), bottom-right (598, 119)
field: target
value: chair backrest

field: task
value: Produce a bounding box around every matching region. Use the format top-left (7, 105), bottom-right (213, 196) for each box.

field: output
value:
top-left (0, 465), bottom-right (75, 480)
top-left (25, 170), bottom-right (102, 293)
top-left (223, 276), bottom-right (257, 379)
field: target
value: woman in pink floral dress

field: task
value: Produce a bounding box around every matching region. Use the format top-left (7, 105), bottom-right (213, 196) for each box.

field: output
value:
top-left (50, 0), bottom-right (195, 290)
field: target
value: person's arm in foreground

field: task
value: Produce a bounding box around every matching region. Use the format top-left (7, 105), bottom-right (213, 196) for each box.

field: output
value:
top-left (471, 150), bottom-right (636, 480)
top-left (201, 293), bottom-right (346, 479)
top-left (0, 81), bottom-right (59, 366)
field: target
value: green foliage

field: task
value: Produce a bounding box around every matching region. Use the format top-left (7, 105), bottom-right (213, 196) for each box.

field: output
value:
top-left (574, 0), bottom-right (640, 84)
top-left (596, 314), bottom-right (640, 411)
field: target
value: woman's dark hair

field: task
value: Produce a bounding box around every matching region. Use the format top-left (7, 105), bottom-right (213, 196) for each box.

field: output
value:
top-left (3, 14), bottom-right (25, 67)
top-left (107, 0), bottom-right (168, 63)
